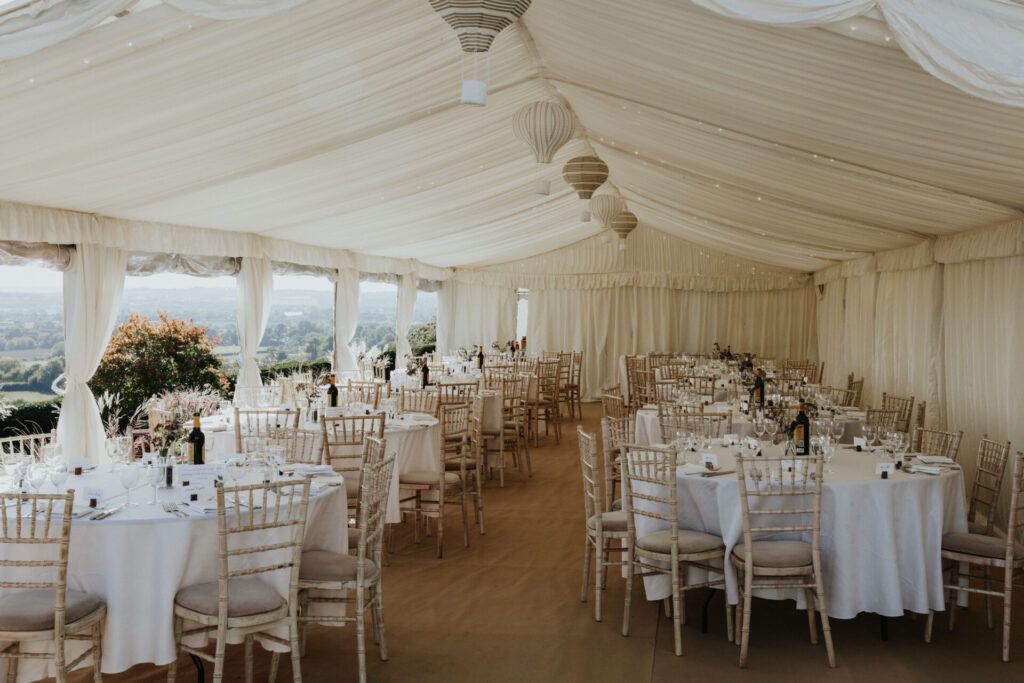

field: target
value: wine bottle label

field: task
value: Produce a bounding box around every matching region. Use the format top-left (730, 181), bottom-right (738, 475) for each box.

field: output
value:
top-left (794, 424), bottom-right (805, 449)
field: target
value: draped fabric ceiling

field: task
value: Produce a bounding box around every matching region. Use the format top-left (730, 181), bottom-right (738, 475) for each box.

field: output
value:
top-left (0, 0), bottom-right (1022, 280)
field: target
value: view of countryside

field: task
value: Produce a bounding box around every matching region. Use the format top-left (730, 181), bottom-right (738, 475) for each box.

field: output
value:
top-left (0, 268), bottom-right (437, 407)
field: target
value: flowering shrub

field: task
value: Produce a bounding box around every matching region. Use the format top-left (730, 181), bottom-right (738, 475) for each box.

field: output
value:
top-left (90, 312), bottom-right (229, 423)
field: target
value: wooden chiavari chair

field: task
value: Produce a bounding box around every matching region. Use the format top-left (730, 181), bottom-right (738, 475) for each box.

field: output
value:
top-left (657, 403), bottom-right (732, 441)
top-left (565, 350), bottom-right (583, 420)
top-left (733, 453), bottom-right (835, 668)
top-left (536, 359), bottom-right (562, 444)
top-left (624, 355), bottom-right (647, 412)
top-left (927, 450), bottom-right (1024, 662)
top-left (881, 392), bottom-right (915, 433)
top-left (294, 439), bottom-right (393, 683)
top-left (847, 373), bottom-right (864, 408)
top-left (651, 379), bottom-right (678, 404)
top-left (498, 374), bottom-right (530, 480)
top-left (0, 491), bottom-right (106, 683)
top-left (168, 479), bottom-right (311, 683)
top-left (912, 427), bottom-right (963, 463)
top-left (437, 380), bottom-right (479, 412)
top-left (234, 408), bottom-right (300, 453)
top-left (398, 405), bottom-right (472, 558)
top-left (601, 391), bottom-right (628, 420)
top-left (321, 414), bottom-right (386, 520)
top-left (579, 427), bottom-right (629, 622)
top-left (680, 374), bottom-right (717, 403)
top-left (518, 372), bottom-right (540, 447)
top-left (823, 386), bottom-right (856, 408)
top-left (347, 380), bottom-right (383, 409)
top-left (620, 444), bottom-right (731, 656)
top-left (514, 356), bottom-right (538, 375)
top-left (0, 430), bottom-right (56, 462)
top-left (865, 407), bottom-right (899, 432)
top-left (600, 416), bottom-right (634, 512)
top-left (399, 387), bottom-right (438, 415)
top-left (966, 438), bottom-right (1013, 537)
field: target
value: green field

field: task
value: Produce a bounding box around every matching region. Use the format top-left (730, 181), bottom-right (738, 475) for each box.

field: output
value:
top-left (1, 390), bottom-right (56, 404)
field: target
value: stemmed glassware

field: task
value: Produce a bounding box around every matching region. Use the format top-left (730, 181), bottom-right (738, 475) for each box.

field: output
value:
top-left (49, 462), bottom-right (70, 491)
top-left (119, 463), bottom-right (140, 507)
top-left (862, 424), bottom-right (877, 451)
top-left (26, 463), bottom-right (48, 494)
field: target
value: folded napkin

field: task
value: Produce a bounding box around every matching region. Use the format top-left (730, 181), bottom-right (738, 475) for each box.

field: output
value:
top-left (678, 463), bottom-right (708, 476)
top-left (295, 464), bottom-right (334, 476)
top-left (917, 456), bottom-right (955, 466)
top-left (908, 465), bottom-right (941, 475)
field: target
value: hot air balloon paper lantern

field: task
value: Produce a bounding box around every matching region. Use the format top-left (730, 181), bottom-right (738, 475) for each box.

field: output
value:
top-left (562, 155), bottom-right (608, 221)
top-left (513, 100), bottom-right (574, 194)
top-left (611, 210), bottom-right (637, 251)
top-left (590, 193), bottom-right (624, 229)
top-left (429, 0), bottom-right (532, 105)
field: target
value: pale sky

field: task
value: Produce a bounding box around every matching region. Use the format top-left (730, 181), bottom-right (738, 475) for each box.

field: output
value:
top-left (0, 264), bottom-right (397, 292)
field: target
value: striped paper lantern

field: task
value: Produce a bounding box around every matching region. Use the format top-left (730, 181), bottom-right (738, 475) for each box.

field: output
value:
top-left (611, 210), bottom-right (637, 250)
top-left (562, 155), bottom-right (609, 200)
top-left (429, 0), bottom-right (532, 53)
top-left (513, 101), bottom-right (574, 164)
top-left (562, 155), bottom-right (609, 220)
top-left (590, 194), bottom-right (624, 229)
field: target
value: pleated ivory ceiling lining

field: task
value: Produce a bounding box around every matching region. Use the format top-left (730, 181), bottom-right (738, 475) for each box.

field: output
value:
top-left (0, 0), bottom-right (1021, 285)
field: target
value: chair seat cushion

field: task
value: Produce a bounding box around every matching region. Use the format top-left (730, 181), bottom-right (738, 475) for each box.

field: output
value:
top-left (942, 532), bottom-right (1024, 559)
top-left (175, 577), bottom-right (284, 617)
top-left (636, 529), bottom-right (724, 555)
top-left (967, 521), bottom-right (988, 536)
top-left (611, 498), bottom-right (622, 511)
top-left (399, 471), bottom-right (461, 487)
top-left (444, 459), bottom-right (477, 470)
top-left (300, 550), bottom-right (379, 584)
top-left (0, 590), bottom-right (103, 632)
top-left (732, 540), bottom-right (812, 568)
top-left (587, 510), bottom-right (627, 532)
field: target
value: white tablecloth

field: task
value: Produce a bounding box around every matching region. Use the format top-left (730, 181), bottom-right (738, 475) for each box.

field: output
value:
top-left (204, 414), bottom-right (440, 524)
top-left (635, 405), bottom-right (865, 446)
top-left (0, 468), bottom-right (346, 681)
top-left (628, 444), bottom-right (967, 619)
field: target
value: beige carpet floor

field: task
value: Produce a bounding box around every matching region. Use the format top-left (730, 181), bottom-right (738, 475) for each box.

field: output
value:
top-left (67, 402), bottom-right (1021, 682)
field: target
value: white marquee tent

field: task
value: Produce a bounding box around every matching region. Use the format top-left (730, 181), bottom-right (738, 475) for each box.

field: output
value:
top-left (0, 0), bottom-right (1022, 509)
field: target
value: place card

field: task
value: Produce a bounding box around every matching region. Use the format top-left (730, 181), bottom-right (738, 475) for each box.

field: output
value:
top-left (141, 452), bottom-right (156, 464)
top-left (83, 487), bottom-right (105, 507)
top-left (179, 465), bottom-right (219, 496)
top-left (780, 459), bottom-right (804, 473)
top-left (745, 437), bottom-right (759, 450)
top-left (853, 437), bottom-right (867, 449)
top-left (722, 434), bottom-right (739, 446)
top-left (701, 452), bottom-right (718, 469)
top-left (876, 463), bottom-right (895, 477)
top-left (739, 401), bottom-right (749, 413)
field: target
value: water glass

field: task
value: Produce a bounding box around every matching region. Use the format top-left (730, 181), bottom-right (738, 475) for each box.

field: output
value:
top-left (49, 463), bottom-right (70, 491)
top-left (120, 464), bottom-right (140, 506)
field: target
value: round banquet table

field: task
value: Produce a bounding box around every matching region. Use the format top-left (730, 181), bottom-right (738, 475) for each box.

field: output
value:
top-left (202, 412), bottom-right (441, 524)
top-left (634, 404), bottom-right (865, 445)
top-left (0, 467), bottom-right (346, 682)
top-left (627, 443), bottom-right (967, 619)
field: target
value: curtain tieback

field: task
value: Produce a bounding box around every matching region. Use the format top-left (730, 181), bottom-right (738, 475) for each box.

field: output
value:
top-left (50, 373), bottom-right (68, 396)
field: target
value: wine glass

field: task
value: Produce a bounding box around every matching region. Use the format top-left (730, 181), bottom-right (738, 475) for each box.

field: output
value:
top-left (105, 439), bottom-right (120, 472)
top-left (26, 463), bottom-right (48, 495)
top-left (767, 419), bottom-right (779, 444)
top-left (49, 463), bottom-right (70, 491)
top-left (831, 419), bottom-right (844, 443)
top-left (119, 464), bottom-right (140, 506)
top-left (147, 461), bottom-right (163, 505)
top-left (862, 424), bottom-right (876, 451)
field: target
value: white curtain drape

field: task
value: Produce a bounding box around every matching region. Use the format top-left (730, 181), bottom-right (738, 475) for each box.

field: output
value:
top-left (163, 0), bottom-right (315, 20)
top-left (0, 239), bottom-right (73, 270)
top-left (873, 265), bottom-right (945, 425)
top-left (235, 256), bottom-right (273, 403)
top-left (395, 273), bottom-right (417, 361)
top-left (530, 285), bottom-right (816, 400)
top-left (436, 280), bottom-right (518, 354)
top-left (816, 281), bottom-right (845, 388)
top-left (56, 243), bottom-right (126, 465)
top-left (942, 255), bottom-right (1024, 527)
top-left (126, 252), bottom-right (240, 277)
top-left (692, 0), bottom-right (1024, 108)
top-left (333, 268), bottom-right (360, 373)
top-left (840, 272), bottom-right (878, 402)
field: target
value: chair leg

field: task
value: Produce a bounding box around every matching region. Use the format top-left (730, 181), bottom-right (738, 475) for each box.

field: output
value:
top-left (924, 609), bottom-right (934, 643)
top-left (91, 620), bottom-right (104, 683)
top-left (373, 581), bottom-right (389, 661)
top-left (581, 535), bottom-right (593, 603)
top-left (985, 567), bottom-right (993, 630)
top-left (244, 634), bottom-right (254, 683)
top-left (476, 472), bottom-right (486, 535)
top-left (6, 644), bottom-right (17, 683)
top-left (356, 584), bottom-right (367, 683)
top-left (739, 588), bottom-right (752, 667)
top-left (725, 593), bottom-right (734, 643)
top-left (289, 614), bottom-right (302, 683)
top-left (213, 629), bottom-right (227, 683)
top-left (412, 491), bottom-right (422, 544)
top-left (461, 488), bottom-right (470, 548)
top-left (949, 565), bottom-right (959, 632)
top-left (1003, 571), bottom-right (1013, 662)
top-left (805, 588), bottom-right (818, 645)
top-left (167, 616), bottom-right (182, 683)
top-left (300, 591), bottom-right (310, 657)
top-left (816, 579), bottom-right (836, 668)
top-left (269, 652), bottom-right (280, 683)
top-left (595, 538), bottom-right (605, 622)
top-left (437, 494), bottom-right (445, 559)
top-left (622, 544), bottom-right (634, 637)
top-left (671, 563), bottom-right (683, 656)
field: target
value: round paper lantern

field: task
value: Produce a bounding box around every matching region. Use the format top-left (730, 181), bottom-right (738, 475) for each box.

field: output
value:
top-left (429, 0), bottom-right (532, 105)
top-left (513, 100), bottom-right (574, 194)
top-left (611, 210), bottom-right (637, 251)
top-left (562, 155), bottom-right (608, 221)
top-left (590, 194), bottom-right (624, 229)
